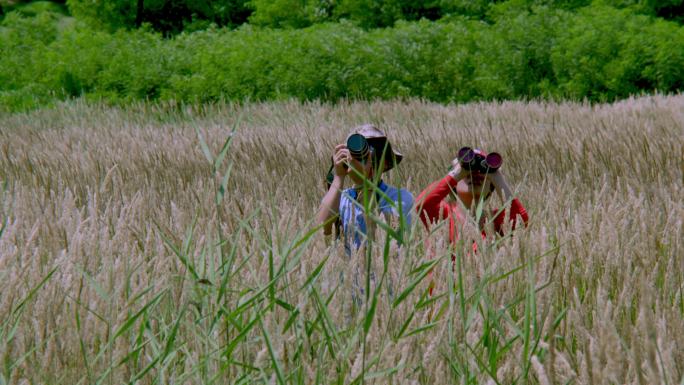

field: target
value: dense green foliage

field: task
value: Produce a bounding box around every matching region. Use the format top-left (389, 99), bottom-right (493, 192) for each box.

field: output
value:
top-left (43, 0), bottom-right (684, 33)
top-left (64, 0), bottom-right (251, 34)
top-left (0, 1), bottom-right (683, 111)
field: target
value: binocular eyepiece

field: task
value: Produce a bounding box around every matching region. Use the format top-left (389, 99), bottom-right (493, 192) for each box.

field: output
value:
top-left (457, 147), bottom-right (502, 174)
top-left (347, 133), bottom-right (371, 161)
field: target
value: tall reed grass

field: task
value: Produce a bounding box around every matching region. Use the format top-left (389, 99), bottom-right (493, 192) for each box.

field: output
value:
top-left (0, 95), bottom-right (682, 384)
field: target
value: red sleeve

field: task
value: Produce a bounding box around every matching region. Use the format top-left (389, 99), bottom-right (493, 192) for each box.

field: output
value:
top-left (416, 175), bottom-right (458, 228)
top-left (493, 198), bottom-right (529, 235)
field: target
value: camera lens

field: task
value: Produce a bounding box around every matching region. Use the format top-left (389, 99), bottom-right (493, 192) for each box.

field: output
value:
top-left (347, 134), bottom-right (370, 161)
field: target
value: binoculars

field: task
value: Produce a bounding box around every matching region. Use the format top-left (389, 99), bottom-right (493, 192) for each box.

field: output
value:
top-left (457, 147), bottom-right (502, 174)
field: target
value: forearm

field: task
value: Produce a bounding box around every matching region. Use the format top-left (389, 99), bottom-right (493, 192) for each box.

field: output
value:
top-left (416, 175), bottom-right (458, 217)
top-left (492, 173), bottom-right (514, 203)
top-left (316, 176), bottom-right (344, 226)
top-left (491, 172), bottom-right (529, 232)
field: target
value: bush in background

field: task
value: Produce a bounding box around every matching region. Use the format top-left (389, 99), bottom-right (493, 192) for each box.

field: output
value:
top-left (1, 3), bottom-right (683, 112)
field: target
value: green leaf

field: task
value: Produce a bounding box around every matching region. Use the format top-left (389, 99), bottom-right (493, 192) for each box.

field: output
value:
top-left (363, 364), bottom-right (404, 380)
top-left (216, 162), bottom-right (234, 204)
top-left (395, 311), bottom-right (414, 340)
top-left (392, 258), bottom-right (440, 308)
top-left (214, 132), bottom-right (234, 172)
top-left (11, 267), bottom-right (57, 317)
top-left (195, 125), bottom-right (213, 164)
top-left (300, 255), bottom-right (328, 291)
top-left (259, 315), bottom-right (286, 385)
top-left (112, 290), bottom-right (166, 341)
top-left (403, 321), bottom-right (438, 338)
top-left (363, 285), bottom-right (378, 334)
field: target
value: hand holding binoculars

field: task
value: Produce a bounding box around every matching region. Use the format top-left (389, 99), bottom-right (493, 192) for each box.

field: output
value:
top-left (457, 147), bottom-right (503, 174)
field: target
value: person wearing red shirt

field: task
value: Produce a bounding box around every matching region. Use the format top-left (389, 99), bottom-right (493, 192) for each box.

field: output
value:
top-left (416, 148), bottom-right (529, 253)
top-left (416, 148), bottom-right (528, 298)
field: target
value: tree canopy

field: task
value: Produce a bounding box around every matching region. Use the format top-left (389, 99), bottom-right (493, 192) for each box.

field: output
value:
top-left (1, 0), bottom-right (681, 35)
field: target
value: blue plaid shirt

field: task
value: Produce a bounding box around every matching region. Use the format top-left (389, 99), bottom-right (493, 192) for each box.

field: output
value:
top-left (339, 180), bottom-right (413, 254)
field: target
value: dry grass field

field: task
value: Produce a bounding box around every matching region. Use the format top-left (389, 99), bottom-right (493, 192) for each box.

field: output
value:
top-left (0, 95), bottom-right (682, 384)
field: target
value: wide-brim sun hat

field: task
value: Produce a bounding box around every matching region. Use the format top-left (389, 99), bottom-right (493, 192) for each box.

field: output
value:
top-left (350, 124), bottom-right (403, 172)
top-left (325, 124), bottom-right (404, 186)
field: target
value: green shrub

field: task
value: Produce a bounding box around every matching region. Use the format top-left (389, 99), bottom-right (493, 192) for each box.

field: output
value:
top-left (550, 5), bottom-right (684, 100)
top-left (0, 11), bottom-right (58, 107)
top-left (474, 5), bottom-right (569, 99)
top-left (1, 3), bottom-right (683, 112)
top-left (247, 0), bottom-right (316, 28)
top-left (66, 0), bottom-right (251, 35)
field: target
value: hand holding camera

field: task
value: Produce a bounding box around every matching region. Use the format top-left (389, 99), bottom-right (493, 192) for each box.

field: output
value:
top-left (327, 134), bottom-right (374, 185)
top-left (334, 134), bottom-right (372, 174)
top-left (332, 144), bottom-right (351, 178)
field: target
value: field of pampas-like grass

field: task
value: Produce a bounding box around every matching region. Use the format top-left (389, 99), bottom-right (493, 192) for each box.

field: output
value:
top-left (0, 95), bottom-right (682, 384)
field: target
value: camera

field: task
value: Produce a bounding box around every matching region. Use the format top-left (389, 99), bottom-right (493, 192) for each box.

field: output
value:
top-left (325, 134), bottom-right (372, 184)
top-left (346, 133), bottom-right (370, 161)
top-left (457, 147), bottom-right (502, 174)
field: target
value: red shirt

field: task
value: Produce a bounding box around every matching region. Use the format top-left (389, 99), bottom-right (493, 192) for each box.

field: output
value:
top-left (416, 175), bottom-right (529, 246)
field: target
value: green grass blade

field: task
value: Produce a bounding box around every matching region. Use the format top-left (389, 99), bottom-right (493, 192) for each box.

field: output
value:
top-left (403, 322), bottom-right (438, 338)
top-left (195, 125), bottom-right (214, 164)
top-left (392, 259), bottom-right (439, 308)
top-left (11, 267), bottom-right (57, 317)
top-left (300, 255), bottom-right (329, 291)
top-left (217, 162), bottom-right (234, 204)
top-left (112, 290), bottom-right (166, 340)
top-left (259, 316), bottom-right (286, 385)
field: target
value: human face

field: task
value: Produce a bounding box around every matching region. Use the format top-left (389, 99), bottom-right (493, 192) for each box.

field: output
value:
top-left (455, 170), bottom-right (493, 208)
top-left (348, 154), bottom-right (373, 185)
